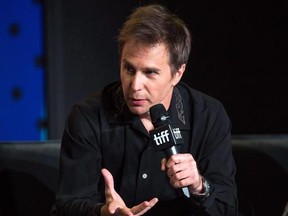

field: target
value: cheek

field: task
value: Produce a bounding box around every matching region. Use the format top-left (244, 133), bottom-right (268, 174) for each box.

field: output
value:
top-left (120, 73), bottom-right (129, 87)
top-left (121, 81), bottom-right (129, 95)
top-left (149, 82), bottom-right (169, 97)
top-left (120, 78), bottom-right (127, 94)
top-left (120, 70), bottom-right (125, 82)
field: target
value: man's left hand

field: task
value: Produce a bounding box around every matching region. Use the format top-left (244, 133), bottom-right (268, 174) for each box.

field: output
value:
top-left (161, 153), bottom-right (203, 194)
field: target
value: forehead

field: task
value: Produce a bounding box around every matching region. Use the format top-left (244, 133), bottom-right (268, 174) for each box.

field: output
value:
top-left (121, 41), bottom-right (170, 63)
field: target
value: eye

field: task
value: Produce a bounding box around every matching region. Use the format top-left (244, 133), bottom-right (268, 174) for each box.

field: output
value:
top-left (145, 69), bottom-right (159, 76)
top-left (123, 63), bottom-right (135, 74)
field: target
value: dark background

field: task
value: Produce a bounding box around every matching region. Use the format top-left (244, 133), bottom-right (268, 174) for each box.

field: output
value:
top-left (1, 0), bottom-right (287, 141)
top-left (1, 1), bottom-right (288, 215)
top-left (46, 0), bottom-right (288, 139)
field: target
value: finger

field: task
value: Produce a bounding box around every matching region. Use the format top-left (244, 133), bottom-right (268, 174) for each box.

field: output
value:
top-left (170, 161), bottom-right (191, 175)
top-left (161, 158), bottom-right (166, 171)
top-left (101, 168), bottom-right (115, 193)
top-left (137, 198), bottom-right (158, 215)
top-left (102, 169), bottom-right (128, 209)
top-left (149, 198), bottom-right (158, 207)
top-left (169, 161), bottom-right (196, 180)
top-left (115, 207), bottom-right (134, 216)
top-left (166, 162), bottom-right (182, 178)
top-left (172, 153), bottom-right (194, 163)
top-left (131, 198), bottom-right (158, 216)
top-left (166, 154), bottom-right (195, 174)
top-left (166, 154), bottom-right (182, 168)
top-left (170, 175), bottom-right (190, 188)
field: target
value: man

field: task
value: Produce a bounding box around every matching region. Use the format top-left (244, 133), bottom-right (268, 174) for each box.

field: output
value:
top-left (54, 4), bottom-right (238, 216)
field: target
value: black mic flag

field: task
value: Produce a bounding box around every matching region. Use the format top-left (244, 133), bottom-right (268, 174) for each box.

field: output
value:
top-left (149, 103), bottom-right (190, 198)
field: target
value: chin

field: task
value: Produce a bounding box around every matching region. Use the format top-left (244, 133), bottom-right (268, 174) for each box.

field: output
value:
top-left (128, 106), bottom-right (149, 116)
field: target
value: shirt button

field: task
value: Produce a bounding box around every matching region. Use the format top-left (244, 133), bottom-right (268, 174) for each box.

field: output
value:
top-left (142, 173), bottom-right (148, 179)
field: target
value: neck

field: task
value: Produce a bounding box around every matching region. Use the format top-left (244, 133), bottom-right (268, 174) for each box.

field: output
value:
top-left (140, 115), bottom-right (154, 132)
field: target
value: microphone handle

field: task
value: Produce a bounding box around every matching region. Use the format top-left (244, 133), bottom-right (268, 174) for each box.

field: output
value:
top-left (165, 146), bottom-right (190, 198)
top-left (165, 145), bottom-right (178, 158)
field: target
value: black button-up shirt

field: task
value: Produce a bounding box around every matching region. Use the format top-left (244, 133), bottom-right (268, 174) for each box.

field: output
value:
top-left (55, 82), bottom-right (237, 215)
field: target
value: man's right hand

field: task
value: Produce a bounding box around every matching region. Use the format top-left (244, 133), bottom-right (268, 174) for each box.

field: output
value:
top-left (100, 168), bottom-right (158, 216)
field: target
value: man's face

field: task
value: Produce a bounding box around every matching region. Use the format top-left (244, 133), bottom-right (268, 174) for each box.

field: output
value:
top-left (120, 41), bottom-right (184, 118)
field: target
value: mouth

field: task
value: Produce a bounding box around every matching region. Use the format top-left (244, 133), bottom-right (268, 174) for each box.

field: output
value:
top-left (129, 98), bottom-right (147, 106)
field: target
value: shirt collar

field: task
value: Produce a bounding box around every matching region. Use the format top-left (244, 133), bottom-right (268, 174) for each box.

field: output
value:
top-left (167, 86), bottom-right (191, 131)
top-left (104, 83), bottom-right (191, 131)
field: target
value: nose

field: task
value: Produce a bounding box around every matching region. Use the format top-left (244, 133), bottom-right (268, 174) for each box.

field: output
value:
top-left (130, 72), bottom-right (144, 92)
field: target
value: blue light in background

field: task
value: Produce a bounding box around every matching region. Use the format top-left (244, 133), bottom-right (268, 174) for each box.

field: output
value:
top-left (0, 0), bottom-right (46, 141)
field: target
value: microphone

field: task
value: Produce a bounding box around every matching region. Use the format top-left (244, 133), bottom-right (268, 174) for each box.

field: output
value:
top-left (149, 103), bottom-right (190, 198)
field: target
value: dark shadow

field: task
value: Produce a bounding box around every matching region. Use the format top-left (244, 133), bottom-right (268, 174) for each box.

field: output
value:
top-left (233, 145), bottom-right (288, 216)
top-left (0, 170), bottom-right (55, 216)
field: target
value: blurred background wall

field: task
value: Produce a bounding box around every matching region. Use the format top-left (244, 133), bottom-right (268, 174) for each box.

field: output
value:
top-left (1, 0), bottom-right (288, 141)
top-left (0, 0), bottom-right (46, 141)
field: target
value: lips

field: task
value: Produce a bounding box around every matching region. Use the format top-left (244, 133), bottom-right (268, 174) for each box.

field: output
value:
top-left (129, 98), bottom-right (146, 106)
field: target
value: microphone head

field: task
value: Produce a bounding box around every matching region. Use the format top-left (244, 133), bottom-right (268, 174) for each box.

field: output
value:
top-left (149, 104), bottom-right (170, 127)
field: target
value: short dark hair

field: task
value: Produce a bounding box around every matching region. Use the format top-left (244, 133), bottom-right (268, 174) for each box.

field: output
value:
top-left (118, 4), bottom-right (191, 73)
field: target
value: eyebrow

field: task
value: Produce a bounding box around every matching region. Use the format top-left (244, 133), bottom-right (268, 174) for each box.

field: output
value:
top-left (122, 59), bottom-right (161, 73)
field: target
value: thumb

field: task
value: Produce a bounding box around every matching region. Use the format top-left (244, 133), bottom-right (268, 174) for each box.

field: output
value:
top-left (161, 158), bottom-right (167, 171)
top-left (101, 168), bottom-right (126, 207)
top-left (101, 168), bottom-right (115, 196)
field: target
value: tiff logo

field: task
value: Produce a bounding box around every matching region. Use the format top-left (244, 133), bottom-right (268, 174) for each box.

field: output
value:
top-left (172, 128), bottom-right (182, 139)
top-left (153, 130), bottom-right (170, 145)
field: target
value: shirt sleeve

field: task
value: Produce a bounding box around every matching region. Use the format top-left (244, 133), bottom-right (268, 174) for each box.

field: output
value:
top-left (192, 101), bottom-right (238, 215)
top-left (54, 104), bottom-right (103, 215)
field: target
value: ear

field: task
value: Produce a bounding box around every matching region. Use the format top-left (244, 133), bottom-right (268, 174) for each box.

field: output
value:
top-left (172, 64), bottom-right (186, 86)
